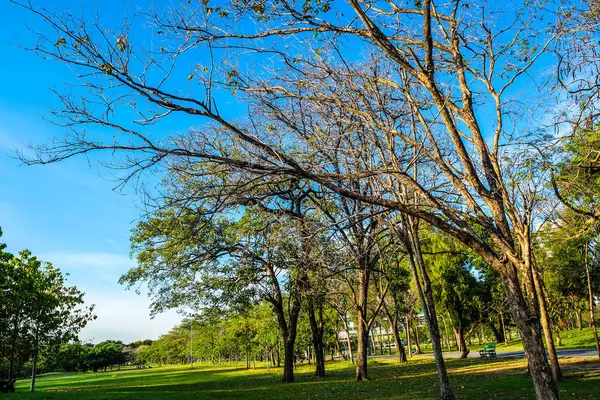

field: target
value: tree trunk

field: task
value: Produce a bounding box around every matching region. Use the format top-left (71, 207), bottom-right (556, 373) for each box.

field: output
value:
top-left (30, 343), bottom-right (38, 392)
top-left (406, 224), bottom-right (454, 400)
top-left (584, 241), bottom-right (600, 360)
top-left (392, 322), bottom-right (407, 363)
top-left (277, 341), bottom-right (281, 367)
top-left (457, 325), bottom-right (469, 358)
top-left (500, 313), bottom-right (509, 345)
top-left (478, 323), bottom-right (484, 345)
top-left (531, 263), bottom-right (562, 381)
top-left (441, 314), bottom-right (452, 351)
top-left (378, 325), bottom-right (384, 355)
top-left (355, 315), bottom-right (369, 380)
top-left (345, 328), bottom-right (354, 364)
top-left (355, 265), bottom-right (371, 380)
top-left (370, 333), bottom-right (377, 355)
top-left (505, 273), bottom-right (558, 400)
top-left (489, 319), bottom-right (504, 343)
top-left (576, 310), bottom-right (583, 332)
top-left (282, 337), bottom-right (295, 383)
top-left (412, 321), bottom-right (422, 354)
top-left (266, 262), bottom-right (301, 383)
top-left (383, 303), bottom-right (407, 363)
top-left (405, 315), bottom-right (413, 358)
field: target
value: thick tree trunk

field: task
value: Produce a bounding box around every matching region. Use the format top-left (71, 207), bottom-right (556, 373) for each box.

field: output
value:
top-left (576, 311), bottom-right (583, 332)
top-left (505, 274), bottom-right (558, 400)
top-left (355, 316), bottom-right (369, 380)
top-left (282, 338), bottom-right (295, 383)
top-left (531, 264), bottom-right (562, 381)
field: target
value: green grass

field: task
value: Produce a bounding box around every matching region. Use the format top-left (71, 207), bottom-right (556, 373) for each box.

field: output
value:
top-left (469, 327), bottom-right (600, 353)
top-left (402, 326), bottom-right (600, 356)
top-left (557, 327), bottom-right (600, 349)
top-left (8, 356), bottom-right (600, 399)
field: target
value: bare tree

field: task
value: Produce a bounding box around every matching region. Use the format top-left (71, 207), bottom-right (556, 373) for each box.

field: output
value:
top-left (14, 1), bottom-right (590, 398)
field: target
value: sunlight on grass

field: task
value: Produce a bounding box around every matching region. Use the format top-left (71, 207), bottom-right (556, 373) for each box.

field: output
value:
top-left (10, 357), bottom-right (600, 400)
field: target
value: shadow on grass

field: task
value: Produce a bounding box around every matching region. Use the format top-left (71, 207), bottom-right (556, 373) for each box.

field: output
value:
top-left (16, 358), bottom-right (600, 400)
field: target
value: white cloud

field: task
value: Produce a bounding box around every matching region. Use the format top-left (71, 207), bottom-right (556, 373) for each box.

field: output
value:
top-left (79, 290), bottom-right (182, 343)
top-left (34, 252), bottom-right (184, 343)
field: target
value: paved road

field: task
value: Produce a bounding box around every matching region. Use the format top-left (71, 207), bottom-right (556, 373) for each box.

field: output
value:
top-left (370, 348), bottom-right (599, 360)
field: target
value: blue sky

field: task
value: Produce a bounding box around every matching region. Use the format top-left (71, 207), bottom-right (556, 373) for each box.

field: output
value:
top-left (0, 0), bottom-right (182, 343)
top-left (0, 0), bottom-right (561, 343)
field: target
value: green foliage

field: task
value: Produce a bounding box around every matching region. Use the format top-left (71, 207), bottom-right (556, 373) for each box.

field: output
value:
top-left (0, 228), bottom-right (95, 381)
top-left (556, 126), bottom-right (600, 218)
top-left (136, 303), bottom-right (282, 367)
top-left (424, 231), bottom-right (488, 337)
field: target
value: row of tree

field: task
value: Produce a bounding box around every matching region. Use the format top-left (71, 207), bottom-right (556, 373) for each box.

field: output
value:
top-left (46, 340), bottom-right (131, 373)
top-left (124, 206), bottom-right (599, 372)
top-left (0, 228), bottom-right (95, 391)
top-left (13, 0), bottom-right (600, 399)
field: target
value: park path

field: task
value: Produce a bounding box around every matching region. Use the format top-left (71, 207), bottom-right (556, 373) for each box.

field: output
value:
top-left (448, 348), bottom-right (599, 359)
top-left (370, 348), bottom-right (600, 360)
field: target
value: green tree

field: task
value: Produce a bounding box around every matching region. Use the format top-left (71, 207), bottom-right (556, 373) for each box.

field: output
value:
top-left (0, 229), bottom-right (94, 391)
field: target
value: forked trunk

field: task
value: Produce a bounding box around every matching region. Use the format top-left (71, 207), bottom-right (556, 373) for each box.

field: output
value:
top-left (489, 319), bottom-right (504, 344)
top-left (456, 326), bottom-right (469, 358)
top-left (505, 274), bottom-right (558, 400)
top-left (412, 323), bottom-right (422, 354)
top-left (314, 341), bottom-right (325, 377)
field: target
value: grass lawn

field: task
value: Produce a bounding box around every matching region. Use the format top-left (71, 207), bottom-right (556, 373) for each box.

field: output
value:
top-left (410, 326), bottom-right (600, 355)
top-left (9, 356), bottom-right (600, 399)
